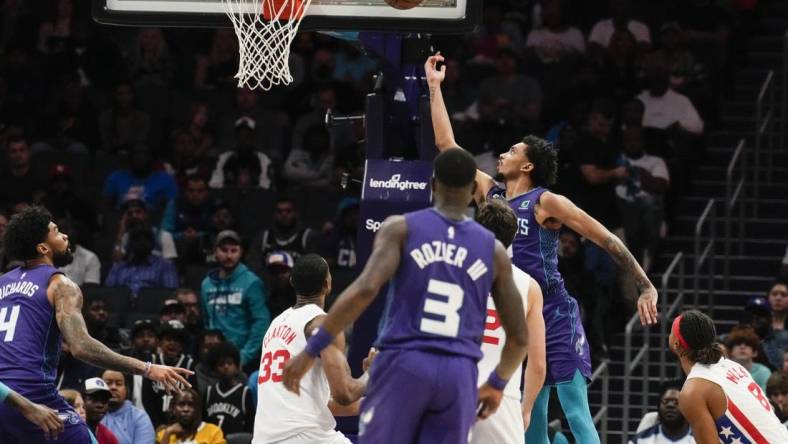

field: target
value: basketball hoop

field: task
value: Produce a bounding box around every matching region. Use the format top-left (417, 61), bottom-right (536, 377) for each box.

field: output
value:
top-left (222, 0), bottom-right (312, 90)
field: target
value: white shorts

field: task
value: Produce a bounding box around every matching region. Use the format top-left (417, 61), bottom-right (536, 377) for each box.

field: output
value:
top-left (469, 396), bottom-right (525, 444)
top-left (270, 429), bottom-right (351, 444)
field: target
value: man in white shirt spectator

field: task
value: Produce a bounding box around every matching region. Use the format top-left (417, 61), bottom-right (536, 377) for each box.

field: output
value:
top-left (589, 0), bottom-right (651, 51)
top-left (616, 128), bottom-right (669, 271)
top-left (638, 63), bottom-right (704, 135)
top-left (210, 117), bottom-right (274, 191)
top-left (630, 381), bottom-right (695, 444)
top-left (57, 218), bottom-right (101, 286)
top-left (526, 0), bottom-right (586, 64)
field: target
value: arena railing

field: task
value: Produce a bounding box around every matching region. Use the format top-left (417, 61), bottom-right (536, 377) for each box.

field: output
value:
top-left (659, 252), bottom-right (685, 381)
top-left (724, 139), bottom-right (746, 290)
top-left (590, 360), bottom-right (609, 444)
top-left (693, 199), bottom-right (716, 316)
top-left (621, 312), bottom-right (650, 444)
top-left (754, 70), bottom-right (775, 218)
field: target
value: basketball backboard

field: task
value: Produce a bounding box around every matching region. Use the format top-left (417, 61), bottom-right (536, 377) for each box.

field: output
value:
top-left (93, 0), bottom-right (481, 33)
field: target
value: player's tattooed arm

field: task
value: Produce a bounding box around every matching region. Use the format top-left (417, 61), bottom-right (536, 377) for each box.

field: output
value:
top-left (50, 274), bottom-right (195, 391)
top-left (51, 275), bottom-right (146, 375)
top-left (538, 191), bottom-right (659, 325)
top-left (425, 52), bottom-right (456, 152)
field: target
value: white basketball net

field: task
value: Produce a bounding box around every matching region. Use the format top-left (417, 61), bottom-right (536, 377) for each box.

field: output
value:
top-left (222, 0), bottom-right (313, 91)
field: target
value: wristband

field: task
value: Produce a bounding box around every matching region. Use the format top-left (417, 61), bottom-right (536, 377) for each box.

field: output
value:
top-left (143, 361), bottom-right (152, 378)
top-left (0, 381), bottom-right (10, 403)
top-left (487, 370), bottom-right (509, 391)
top-left (305, 327), bottom-right (334, 357)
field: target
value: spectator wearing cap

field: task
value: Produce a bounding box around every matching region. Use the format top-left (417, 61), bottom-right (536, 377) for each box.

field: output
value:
top-left (122, 319), bottom-right (158, 410)
top-left (217, 86), bottom-right (287, 161)
top-left (103, 144), bottom-right (178, 212)
top-left (265, 251), bottom-right (296, 318)
top-left (0, 132), bottom-right (43, 206)
top-left (321, 197), bottom-right (359, 271)
top-left (114, 197), bottom-right (178, 263)
top-left (725, 325), bottom-right (772, 391)
top-left (83, 377), bottom-right (120, 444)
top-left (767, 279), bottom-right (788, 332)
top-left (282, 123), bottom-right (334, 188)
top-left (741, 297), bottom-right (788, 369)
top-left (105, 226), bottom-right (179, 296)
top-left (57, 218), bottom-right (101, 286)
top-left (40, 164), bottom-right (100, 233)
top-left (247, 195), bottom-right (319, 275)
top-left (160, 299), bottom-right (187, 325)
top-left (143, 320), bottom-right (197, 428)
top-left (161, 174), bottom-right (214, 264)
top-left (201, 230), bottom-right (270, 372)
top-left (101, 369), bottom-right (155, 444)
top-left (209, 116), bottom-right (273, 190)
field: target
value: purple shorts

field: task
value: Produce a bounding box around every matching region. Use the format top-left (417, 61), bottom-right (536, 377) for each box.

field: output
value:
top-left (543, 290), bottom-right (592, 385)
top-left (0, 392), bottom-right (92, 444)
top-left (359, 348), bottom-right (478, 444)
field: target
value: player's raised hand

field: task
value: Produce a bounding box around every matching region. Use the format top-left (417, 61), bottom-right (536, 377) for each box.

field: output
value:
top-left (424, 52), bottom-right (446, 86)
top-left (476, 382), bottom-right (503, 420)
top-left (283, 351), bottom-right (317, 395)
top-left (20, 402), bottom-right (63, 440)
top-left (637, 286), bottom-right (659, 326)
top-left (146, 364), bottom-right (194, 394)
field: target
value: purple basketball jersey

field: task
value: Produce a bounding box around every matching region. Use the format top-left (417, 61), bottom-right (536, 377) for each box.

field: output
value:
top-left (375, 208), bottom-right (495, 361)
top-left (488, 186), bottom-right (592, 383)
top-left (0, 265), bottom-right (63, 397)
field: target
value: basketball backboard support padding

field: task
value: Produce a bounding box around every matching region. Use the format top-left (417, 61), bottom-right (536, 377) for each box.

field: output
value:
top-left (93, 0), bottom-right (481, 34)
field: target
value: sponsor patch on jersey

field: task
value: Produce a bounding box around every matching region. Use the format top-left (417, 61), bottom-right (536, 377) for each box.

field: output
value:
top-left (519, 200), bottom-right (531, 210)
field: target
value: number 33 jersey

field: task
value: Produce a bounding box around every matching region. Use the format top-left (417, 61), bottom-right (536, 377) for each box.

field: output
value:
top-left (253, 304), bottom-right (333, 442)
top-left (0, 265), bottom-right (63, 397)
top-left (687, 358), bottom-right (788, 443)
top-left (376, 208), bottom-right (496, 361)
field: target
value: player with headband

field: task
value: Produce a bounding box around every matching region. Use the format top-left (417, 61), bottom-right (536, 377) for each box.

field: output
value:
top-left (669, 310), bottom-right (788, 443)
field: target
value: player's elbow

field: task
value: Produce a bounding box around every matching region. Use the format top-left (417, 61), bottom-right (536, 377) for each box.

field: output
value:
top-left (331, 388), bottom-right (356, 406)
top-left (509, 327), bottom-right (529, 352)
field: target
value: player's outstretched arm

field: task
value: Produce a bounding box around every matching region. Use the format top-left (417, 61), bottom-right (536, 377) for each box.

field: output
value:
top-left (283, 216), bottom-right (406, 395)
top-left (49, 274), bottom-right (194, 392)
top-left (478, 241), bottom-right (529, 419)
top-left (1, 381), bottom-right (63, 440)
top-left (521, 280), bottom-right (546, 430)
top-left (678, 381), bottom-right (724, 444)
top-left (537, 192), bottom-right (659, 325)
top-left (307, 317), bottom-right (368, 405)
top-left (425, 53), bottom-right (496, 203)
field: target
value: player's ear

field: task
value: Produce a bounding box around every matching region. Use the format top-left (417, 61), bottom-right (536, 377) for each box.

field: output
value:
top-left (520, 162), bottom-right (534, 174)
top-left (36, 242), bottom-right (50, 256)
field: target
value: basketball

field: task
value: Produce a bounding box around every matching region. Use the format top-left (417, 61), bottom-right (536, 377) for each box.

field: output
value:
top-left (384, 0), bottom-right (424, 10)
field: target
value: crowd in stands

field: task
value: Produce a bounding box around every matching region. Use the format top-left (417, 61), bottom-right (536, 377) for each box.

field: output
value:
top-left (0, 0), bottom-right (781, 442)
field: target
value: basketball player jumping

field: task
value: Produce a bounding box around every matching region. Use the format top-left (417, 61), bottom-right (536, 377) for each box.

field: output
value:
top-left (670, 310), bottom-right (788, 443)
top-left (471, 200), bottom-right (546, 444)
top-left (283, 149), bottom-right (529, 443)
top-left (0, 207), bottom-right (194, 443)
top-left (426, 53), bottom-right (659, 444)
top-left (253, 254), bottom-right (375, 444)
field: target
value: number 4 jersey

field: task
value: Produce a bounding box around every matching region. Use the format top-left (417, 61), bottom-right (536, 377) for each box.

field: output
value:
top-left (686, 358), bottom-right (788, 443)
top-left (376, 208), bottom-right (496, 361)
top-left (253, 304), bottom-right (335, 443)
top-left (0, 265), bottom-right (63, 398)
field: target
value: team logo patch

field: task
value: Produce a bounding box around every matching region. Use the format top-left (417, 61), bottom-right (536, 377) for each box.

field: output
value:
top-left (519, 200), bottom-right (531, 210)
top-left (58, 409), bottom-right (81, 425)
top-left (359, 405), bottom-right (375, 436)
top-left (447, 226), bottom-right (455, 240)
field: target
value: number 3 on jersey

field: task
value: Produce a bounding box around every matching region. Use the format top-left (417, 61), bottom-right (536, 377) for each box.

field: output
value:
top-left (420, 279), bottom-right (464, 337)
top-left (0, 305), bottom-right (20, 342)
top-left (258, 349), bottom-right (291, 384)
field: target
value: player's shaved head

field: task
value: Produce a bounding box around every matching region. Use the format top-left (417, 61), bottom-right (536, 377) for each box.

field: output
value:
top-left (292, 254), bottom-right (330, 297)
top-left (475, 200), bottom-right (518, 248)
top-left (434, 148), bottom-right (477, 188)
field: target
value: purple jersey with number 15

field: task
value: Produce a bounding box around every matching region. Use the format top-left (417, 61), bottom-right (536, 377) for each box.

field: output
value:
top-left (375, 208), bottom-right (496, 361)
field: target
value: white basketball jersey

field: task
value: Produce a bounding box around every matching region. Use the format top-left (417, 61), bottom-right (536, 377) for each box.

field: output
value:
top-left (252, 304), bottom-right (335, 443)
top-left (686, 358), bottom-right (788, 443)
top-left (476, 265), bottom-right (531, 400)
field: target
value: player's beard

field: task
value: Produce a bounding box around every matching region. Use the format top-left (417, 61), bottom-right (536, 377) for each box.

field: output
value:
top-left (52, 246), bottom-right (74, 267)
